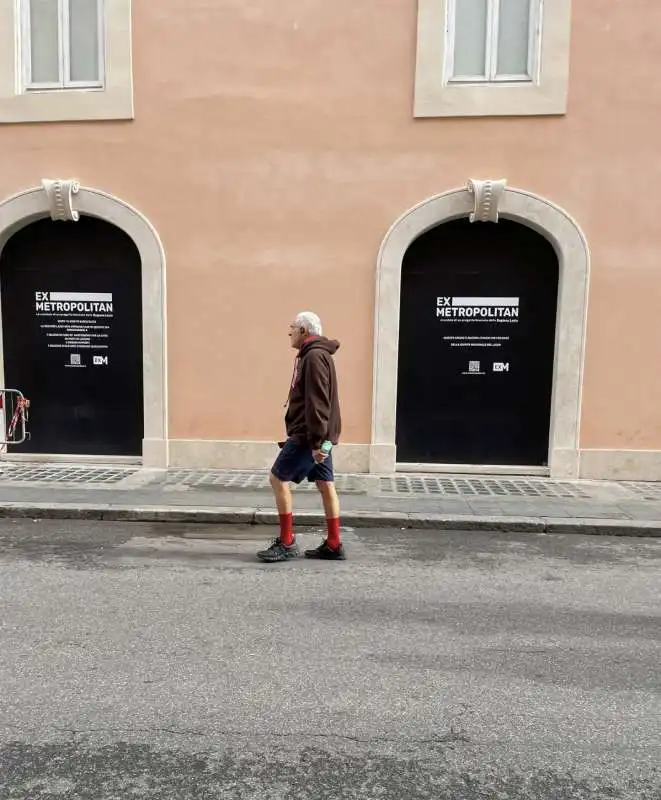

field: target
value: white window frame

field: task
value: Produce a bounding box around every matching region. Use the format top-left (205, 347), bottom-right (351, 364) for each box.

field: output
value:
top-left (445, 0), bottom-right (542, 85)
top-left (0, 0), bottom-right (132, 123)
top-left (414, 0), bottom-right (572, 118)
top-left (22, 0), bottom-right (105, 92)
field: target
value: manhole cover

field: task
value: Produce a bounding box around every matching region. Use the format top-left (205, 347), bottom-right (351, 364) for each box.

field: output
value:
top-left (166, 470), bottom-right (365, 493)
top-left (378, 476), bottom-right (591, 499)
top-left (0, 466), bottom-right (137, 484)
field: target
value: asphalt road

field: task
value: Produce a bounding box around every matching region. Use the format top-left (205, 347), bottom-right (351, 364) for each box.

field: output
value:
top-left (0, 519), bottom-right (660, 799)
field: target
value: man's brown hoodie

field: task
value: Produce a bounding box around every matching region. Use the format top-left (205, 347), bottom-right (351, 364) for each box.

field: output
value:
top-left (285, 337), bottom-right (342, 450)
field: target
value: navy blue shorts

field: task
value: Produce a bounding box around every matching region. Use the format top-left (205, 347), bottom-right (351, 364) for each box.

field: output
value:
top-left (271, 438), bottom-right (335, 484)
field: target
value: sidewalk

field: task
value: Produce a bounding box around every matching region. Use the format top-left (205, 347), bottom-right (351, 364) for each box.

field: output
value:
top-left (0, 462), bottom-right (659, 536)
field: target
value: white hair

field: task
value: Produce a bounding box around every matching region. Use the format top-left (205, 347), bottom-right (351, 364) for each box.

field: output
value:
top-left (293, 311), bottom-right (323, 336)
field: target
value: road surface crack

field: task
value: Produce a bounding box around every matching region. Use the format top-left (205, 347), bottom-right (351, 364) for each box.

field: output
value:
top-left (2, 723), bottom-right (471, 746)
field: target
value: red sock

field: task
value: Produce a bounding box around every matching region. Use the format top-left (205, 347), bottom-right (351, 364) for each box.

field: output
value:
top-left (326, 517), bottom-right (341, 550)
top-left (279, 513), bottom-right (294, 546)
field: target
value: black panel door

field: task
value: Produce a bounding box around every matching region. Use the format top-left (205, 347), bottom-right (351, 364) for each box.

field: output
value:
top-left (396, 218), bottom-right (559, 466)
top-left (0, 216), bottom-right (144, 456)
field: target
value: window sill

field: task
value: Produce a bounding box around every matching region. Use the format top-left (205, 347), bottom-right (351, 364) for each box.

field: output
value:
top-left (25, 85), bottom-right (105, 94)
top-left (447, 78), bottom-right (534, 87)
top-left (0, 86), bottom-right (133, 124)
top-left (414, 81), bottom-right (568, 118)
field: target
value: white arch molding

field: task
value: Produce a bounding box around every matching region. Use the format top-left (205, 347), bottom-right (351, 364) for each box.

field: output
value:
top-left (370, 186), bottom-right (590, 478)
top-left (0, 185), bottom-right (168, 467)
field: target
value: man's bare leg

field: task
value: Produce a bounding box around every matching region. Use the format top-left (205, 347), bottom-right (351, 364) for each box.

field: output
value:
top-left (270, 472), bottom-right (293, 515)
top-left (316, 480), bottom-right (340, 519)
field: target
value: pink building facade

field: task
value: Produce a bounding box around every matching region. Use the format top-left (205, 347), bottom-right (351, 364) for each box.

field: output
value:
top-left (0, 0), bottom-right (659, 481)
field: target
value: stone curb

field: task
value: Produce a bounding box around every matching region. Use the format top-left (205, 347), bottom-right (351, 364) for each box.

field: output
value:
top-left (0, 501), bottom-right (659, 537)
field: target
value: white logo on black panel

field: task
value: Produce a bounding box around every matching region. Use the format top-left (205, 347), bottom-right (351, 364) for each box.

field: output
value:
top-left (462, 359), bottom-right (485, 376)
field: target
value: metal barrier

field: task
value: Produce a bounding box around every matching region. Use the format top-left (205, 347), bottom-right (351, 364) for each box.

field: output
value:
top-left (0, 389), bottom-right (30, 449)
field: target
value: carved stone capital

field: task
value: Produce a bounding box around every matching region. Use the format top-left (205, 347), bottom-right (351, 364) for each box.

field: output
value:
top-left (41, 179), bottom-right (81, 221)
top-left (467, 178), bottom-right (508, 222)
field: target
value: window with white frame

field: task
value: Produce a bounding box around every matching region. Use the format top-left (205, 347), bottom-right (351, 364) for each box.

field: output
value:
top-left (414, 0), bottom-right (570, 117)
top-left (22, 0), bottom-right (104, 91)
top-left (447, 0), bottom-right (541, 84)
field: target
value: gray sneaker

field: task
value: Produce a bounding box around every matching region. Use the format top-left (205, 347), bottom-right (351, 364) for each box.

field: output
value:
top-left (256, 538), bottom-right (299, 563)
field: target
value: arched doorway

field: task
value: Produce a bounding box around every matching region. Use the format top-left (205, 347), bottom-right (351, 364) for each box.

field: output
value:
top-left (396, 218), bottom-right (559, 467)
top-left (0, 184), bottom-right (167, 466)
top-left (370, 186), bottom-right (590, 477)
top-left (0, 216), bottom-right (144, 456)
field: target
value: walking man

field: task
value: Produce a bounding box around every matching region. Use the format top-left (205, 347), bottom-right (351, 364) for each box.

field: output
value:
top-left (257, 311), bottom-right (345, 563)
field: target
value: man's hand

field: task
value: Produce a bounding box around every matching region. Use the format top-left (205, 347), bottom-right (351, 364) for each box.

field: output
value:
top-left (312, 449), bottom-right (328, 463)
